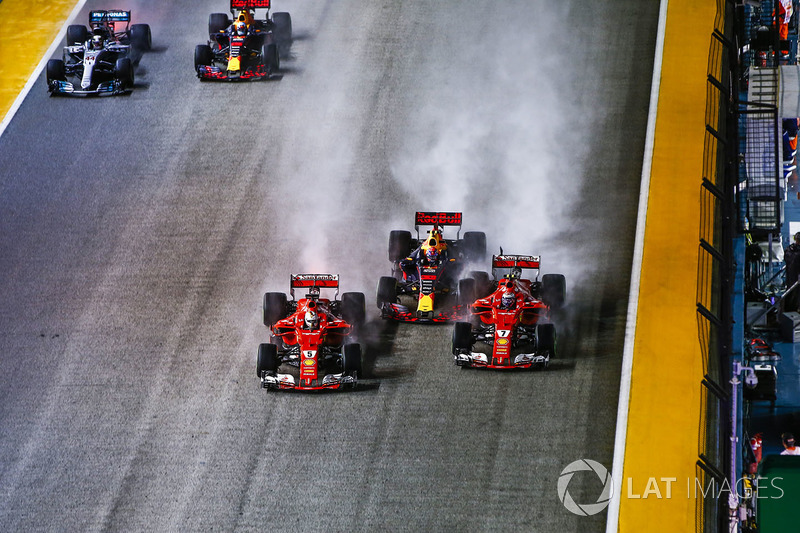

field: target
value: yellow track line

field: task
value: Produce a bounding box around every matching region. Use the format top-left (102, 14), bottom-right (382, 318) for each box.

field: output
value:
top-left (0, 0), bottom-right (83, 131)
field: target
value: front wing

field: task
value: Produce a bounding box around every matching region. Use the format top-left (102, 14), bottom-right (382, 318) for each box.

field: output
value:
top-left (380, 302), bottom-right (465, 323)
top-left (260, 371), bottom-right (356, 390)
top-left (197, 65), bottom-right (271, 81)
top-left (454, 350), bottom-right (549, 369)
top-left (49, 79), bottom-right (128, 96)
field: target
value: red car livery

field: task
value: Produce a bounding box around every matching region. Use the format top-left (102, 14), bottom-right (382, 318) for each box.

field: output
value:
top-left (452, 255), bottom-right (565, 369)
top-left (257, 274), bottom-right (365, 390)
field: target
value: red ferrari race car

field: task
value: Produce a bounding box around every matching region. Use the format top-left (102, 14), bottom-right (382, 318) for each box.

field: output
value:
top-left (257, 274), bottom-right (365, 391)
top-left (195, 0), bottom-right (291, 81)
top-left (376, 212), bottom-right (486, 323)
top-left (452, 254), bottom-right (565, 369)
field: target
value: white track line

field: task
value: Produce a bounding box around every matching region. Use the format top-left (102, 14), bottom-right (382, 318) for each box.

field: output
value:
top-left (604, 0), bottom-right (669, 531)
top-left (0, 0), bottom-right (88, 141)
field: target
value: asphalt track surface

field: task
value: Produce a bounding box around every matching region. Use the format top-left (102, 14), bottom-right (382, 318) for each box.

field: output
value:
top-left (0, 1), bottom-right (657, 531)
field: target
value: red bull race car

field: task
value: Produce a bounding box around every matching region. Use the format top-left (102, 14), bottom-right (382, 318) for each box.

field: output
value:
top-left (257, 274), bottom-right (365, 391)
top-left (195, 0), bottom-right (291, 81)
top-left (452, 254), bottom-right (565, 369)
top-left (376, 212), bottom-right (487, 322)
top-left (47, 10), bottom-right (151, 96)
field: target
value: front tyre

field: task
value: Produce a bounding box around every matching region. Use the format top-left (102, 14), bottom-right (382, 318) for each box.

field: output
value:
top-left (452, 321), bottom-right (473, 355)
top-left (195, 44), bottom-right (213, 73)
top-left (376, 276), bottom-right (397, 309)
top-left (342, 343), bottom-right (362, 377)
top-left (46, 59), bottom-right (66, 83)
top-left (536, 323), bottom-right (556, 358)
top-left (114, 58), bottom-right (133, 89)
top-left (257, 343), bottom-right (279, 377)
top-left (263, 42), bottom-right (279, 73)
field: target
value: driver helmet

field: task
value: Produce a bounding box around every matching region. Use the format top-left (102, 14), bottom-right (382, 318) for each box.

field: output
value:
top-left (510, 267), bottom-right (522, 279)
top-left (235, 21), bottom-right (247, 36)
top-left (90, 34), bottom-right (105, 50)
top-left (500, 290), bottom-right (516, 310)
top-left (304, 310), bottom-right (319, 329)
top-left (425, 247), bottom-right (439, 264)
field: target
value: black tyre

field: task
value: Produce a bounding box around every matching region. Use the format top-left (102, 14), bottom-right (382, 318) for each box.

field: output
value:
top-left (468, 270), bottom-right (492, 298)
top-left (67, 24), bottom-right (88, 46)
top-left (462, 231), bottom-right (487, 261)
top-left (388, 230), bottom-right (412, 262)
top-left (46, 59), bottom-right (66, 83)
top-left (536, 323), bottom-right (556, 357)
top-left (195, 44), bottom-right (213, 71)
top-left (341, 292), bottom-right (366, 327)
top-left (257, 343), bottom-right (279, 377)
top-left (115, 58), bottom-right (133, 88)
top-left (130, 24), bottom-right (152, 51)
top-left (452, 321), bottom-right (473, 355)
top-left (458, 278), bottom-right (476, 308)
top-left (271, 12), bottom-right (292, 43)
top-left (376, 276), bottom-right (397, 308)
top-left (542, 274), bottom-right (566, 310)
top-left (209, 13), bottom-right (230, 35)
top-left (342, 343), bottom-right (362, 376)
top-left (263, 292), bottom-right (287, 327)
top-left (263, 42), bottom-right (279, 72)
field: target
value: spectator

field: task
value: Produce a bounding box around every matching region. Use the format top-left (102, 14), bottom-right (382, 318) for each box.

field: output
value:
top-left (781, 433), bottom-right (800, 455)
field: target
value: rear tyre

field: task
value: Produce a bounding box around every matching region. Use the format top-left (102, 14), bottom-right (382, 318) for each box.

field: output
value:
top-left (462, 231), bottom-right (487, 261)
top-left (542, 274), bottom-right (566, 310)
top-left (536, 323), bottom-right (556, 357)
top-left (46, 59), bottom-right (66, 83)
top-left (263, 42), bottom-right (279, 73)
top-left (388, 230), bottom-right (412, 262)
top-left (342, 343), bottom-right (362, 376)
top-left (341, 292), bottom-right (366, 327)
top-left (195, 44), bottom-right (213, 71)
top-left (114, 58), bottom-right (133, 88)
top-left (458, 278), bottom-right (476, 308)
top-left (66, 24), bottom-right (88, 46)
top-left (257, 343), bottom-right (279, 377)
top-left (130, 24), bottom-right (152, 51)
top-left (452, 322), bottom-right (473, 355)
top-left (376, 276), bottom-right (397, 308)
top-left (263, 292), bottom-right (287, 326)
top-left (209, 13), bottom-right (230, 35)
top-left (271, 12), bottom-right (292, 44)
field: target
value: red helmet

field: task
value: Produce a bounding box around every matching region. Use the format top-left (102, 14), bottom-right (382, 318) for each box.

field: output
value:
top-left (425, 247), bottom-right (439, 263)
top-left (500, 290), bottom-right (516, 309)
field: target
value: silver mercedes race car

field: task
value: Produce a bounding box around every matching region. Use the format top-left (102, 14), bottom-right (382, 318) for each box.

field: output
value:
top-left (47, 10), bottom-right (151, 96)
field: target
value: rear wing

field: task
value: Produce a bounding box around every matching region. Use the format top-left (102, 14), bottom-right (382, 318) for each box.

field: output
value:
top-left (231, 0), bottom-right (271, 9)
top-left (89, 10), bottom-right (131, 24)
top-left (492, 255), bottom-right (540, 278)
top-left (414, 211), bottom-right (462, 240)
top-left (290, 274), bottom-right (339, 299)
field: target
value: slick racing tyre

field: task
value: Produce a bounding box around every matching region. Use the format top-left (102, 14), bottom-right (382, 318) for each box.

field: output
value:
top-left (452, 322), bottom-right (473, 355)
top-left (195, 44), bottom-right (213, 72)
top-left (257, 343), bottom-right (279, 377)
top-left (468, 270), bottom-right (492, 299)
top-left (342, 343), bottom-right (362, 377)
top-left (462, 231), bottom-right (487, 261)
top-left (271, 12), bottom-right (292, 44)
top-left (376, 276), bottom-right (397, 308)
top-left (542, 274), bottom-right (566, 310)
top-left (208, 13), bottom-right (230, 35)
top-left (341, 292), bottom-right (366, 327)
top-left (536, 323), bottom-right (556, 358)
top-left (458, 278), bottom-right (476, 308)
top-left (115, 58), bottom-right (134, 89)
top-left (66, 24), bottom-right (88, 46)
top-left (263, 292), bottom-right (287, 327)
top-left (46, 59), bottom-right (66, 83)
top-left (388, 230), bottom-right (412, 262)
top-left (263, 42), bottom-right (279, 73)
top-left (130, 24), bottom-right (152, 51)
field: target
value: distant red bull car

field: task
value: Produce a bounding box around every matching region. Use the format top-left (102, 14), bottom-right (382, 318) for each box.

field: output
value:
top-left (257, 274), bottom-right (365, 390)
top-left (452, 254), bottom-right (565, 369)
top-left (376, 211), bottom-right (486, 322)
